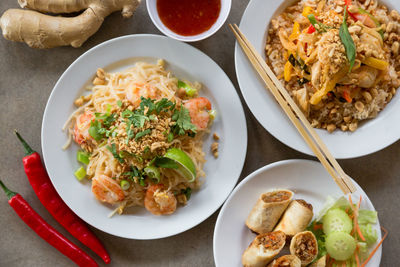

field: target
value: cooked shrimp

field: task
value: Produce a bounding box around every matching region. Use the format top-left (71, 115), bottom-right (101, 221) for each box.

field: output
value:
top-left (74, 112), bottom-right (94, 144)
top-left (144, 184), bottom-right (177, 215)
top-left (126, 82), bottom-right (159, 107)
top-left (92, 174), bottom-right (125, 204)
top-left (184, 97), bottom-right (212, 131)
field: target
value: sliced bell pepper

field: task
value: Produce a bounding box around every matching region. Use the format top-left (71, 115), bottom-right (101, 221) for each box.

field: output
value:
top-left (289, 22), bottom-right (301, 41)
top-left (362, 57), bottom-right (389, 71)
top-left (302, 6), bottom-right (314, 18)
top-left (284, 61), bottom-right (293, 82)
top-left (310, 67), bottom-right (349, 105)
top-left (307, 25), bottom-right (316, 34)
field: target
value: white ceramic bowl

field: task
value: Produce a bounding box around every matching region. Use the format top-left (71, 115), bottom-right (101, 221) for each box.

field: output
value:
top-left (146, 0), bottom-right (231, 42)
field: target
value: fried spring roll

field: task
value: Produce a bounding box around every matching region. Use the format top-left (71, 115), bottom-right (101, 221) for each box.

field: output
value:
top-left (274, 199), bottom-right (313, 237)
top-left (242, 231), bottom-right (286, 267)
top-left (268, 255), bottom-right (301, 267)
top-left (309, 255), bottom-right (326, 267)
top-left (289, 231), bottom-right (318, 266)
top-left (246, 189), bottom-right (293, 234)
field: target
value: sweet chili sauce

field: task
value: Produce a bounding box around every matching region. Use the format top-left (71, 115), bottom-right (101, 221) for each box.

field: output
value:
top-left (157, 0), bottom-right (221, 36)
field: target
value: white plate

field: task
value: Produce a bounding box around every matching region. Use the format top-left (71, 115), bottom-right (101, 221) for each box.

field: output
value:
top-left (41, 34), bottom-right (247, 239)
top-left (235, 0), bottom-right (400, 159)
top-left (213, 159), bottom-right (382, 267)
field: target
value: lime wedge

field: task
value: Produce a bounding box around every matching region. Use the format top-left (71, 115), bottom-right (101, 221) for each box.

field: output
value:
top-left (164, 148), bottom-right (196, 182)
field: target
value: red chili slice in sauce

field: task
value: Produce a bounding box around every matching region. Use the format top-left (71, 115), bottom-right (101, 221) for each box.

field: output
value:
top-left (157, 0), bottom-right (221, 36)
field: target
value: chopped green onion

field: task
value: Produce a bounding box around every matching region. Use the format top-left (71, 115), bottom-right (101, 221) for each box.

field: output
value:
top-left (181, 187), bottom-right (192, 200)
top-left (139, 178), bottom-right (146, 187)
top-left (74, 166), bottom-right (86, 181)
top-left (149, 114), bottom-right (157, 121)
top-left (106, 104), bottom-right (112, 114)
top-left (208, 109), bottom-right (217, 120)
top-left (144, 166), bottom-right (161, 183)
top-left (76, 150), bottom-right (90, 165)
top-left (167, 132), bottom-right (174, 143)
top-left (120, 180), bottom-right (130, 190)
top-left (178, 80), bottom-right (197, 97)
top-left (98, 140), bottom-right (107, 147)
top-left (88, 121), bottom-right (103, 141)
top-left (117, 100), bottom-right (122, 107)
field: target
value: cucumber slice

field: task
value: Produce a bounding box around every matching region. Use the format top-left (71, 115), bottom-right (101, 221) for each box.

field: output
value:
top-left (323, 208), bottom-right (353, 235)
top-left (326, 232), bottom-right (356, 261)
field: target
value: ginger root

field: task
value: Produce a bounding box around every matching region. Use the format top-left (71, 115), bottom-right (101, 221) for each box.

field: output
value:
top-left (0, 0), bottom-right (141, 48)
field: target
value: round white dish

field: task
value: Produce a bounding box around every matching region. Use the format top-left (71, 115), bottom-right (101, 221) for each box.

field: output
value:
top-left (235, 0), bottom-right (400, 159)
top-left (41, 34), bottom-right (247, 239)
top-left (213, 159), bottom-right (382, 267)
top-left (146, 0), bottom-right (231, 42)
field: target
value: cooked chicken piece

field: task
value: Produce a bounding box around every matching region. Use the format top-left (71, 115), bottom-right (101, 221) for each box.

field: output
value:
top-left (311, 61), bottom-right (322, 89)
top-left (339, 65), bottom-right (378, 88)
top-left (293, 88), bottom-right (310, 116)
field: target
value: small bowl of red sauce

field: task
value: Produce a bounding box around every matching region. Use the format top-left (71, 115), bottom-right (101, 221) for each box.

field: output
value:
top-left (146, 0), bottom-right (231, 42)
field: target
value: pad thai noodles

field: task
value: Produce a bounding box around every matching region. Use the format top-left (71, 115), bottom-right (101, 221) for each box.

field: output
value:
top-left (63, 60), bottom-right (215, 216)
top-left (266, 0), bottom-right (400, 132)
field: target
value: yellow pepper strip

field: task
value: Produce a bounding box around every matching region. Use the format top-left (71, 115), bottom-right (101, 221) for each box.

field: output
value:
top-left (302, 6), bottom-right (314, 18)
top-left (284, 61), bottom-right (293, 82)
top-left (310, 67), bottom-right (349, 105)
top-left (362, 57), bottom-right (389, 71)
top-left (289, 22), bottom-right (301, 41)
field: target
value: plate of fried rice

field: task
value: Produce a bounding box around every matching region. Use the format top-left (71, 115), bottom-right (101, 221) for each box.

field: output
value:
top-left (236, 0), bottom-right (400, 159)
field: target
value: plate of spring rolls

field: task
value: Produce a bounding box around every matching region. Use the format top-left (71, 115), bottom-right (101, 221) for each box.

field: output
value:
top-left (213, 159), bottom-right (382, 267)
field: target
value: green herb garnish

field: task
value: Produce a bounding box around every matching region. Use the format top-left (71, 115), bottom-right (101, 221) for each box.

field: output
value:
top-left (106, 143), bottom-right (124, 163)
top-left (124, 166), bottom-right (146, 186)
top-left (117, 100), bottom-right (123, 107)
top-left (154, 157), bottom-right (179, 169)
top-left (340, 7), bottom-right (356, 71)
top-left (181, 187), bottom-right (192, 200)
top-left (135, 129), bottom-right (152, 141)
top-left (178, 80), bottom-right (197, 97)
top-left (88, 120), bottom-right (103, 141)
top-left (167, 132), bottom-right (174, 142)
top-left (307, 14), bottom-right (331, 33)
top-left (171, 106), bottom-right (197, 135)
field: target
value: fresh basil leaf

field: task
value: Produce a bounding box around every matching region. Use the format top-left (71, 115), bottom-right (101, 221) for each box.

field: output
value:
top-left (340, 7), bottom-right (356, 71)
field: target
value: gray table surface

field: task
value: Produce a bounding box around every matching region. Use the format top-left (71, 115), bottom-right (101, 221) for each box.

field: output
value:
top-left (0, 1), bottom-right (398, 266)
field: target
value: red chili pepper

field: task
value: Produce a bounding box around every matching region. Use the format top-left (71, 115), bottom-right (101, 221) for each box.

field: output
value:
top-left (0, 180), bottom-right (98, 267)
top-left (15, 131), bottom-right (110, 264)
top-left (307, 25), bottom-right (316, 34)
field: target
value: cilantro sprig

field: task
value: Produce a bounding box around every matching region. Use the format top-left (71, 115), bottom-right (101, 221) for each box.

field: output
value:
top-left (171, 106), bottom-right (197, 136)
top-left (106, 143), bottom-right (124, 163)
top-left (88, 112), bottom-right (116, 141)
top-left (124, 166), bottom-right (146, 186)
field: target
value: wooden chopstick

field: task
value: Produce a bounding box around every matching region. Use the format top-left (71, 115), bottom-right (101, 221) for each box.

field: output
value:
top-left (230, 24), bottom-right (356, 194)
